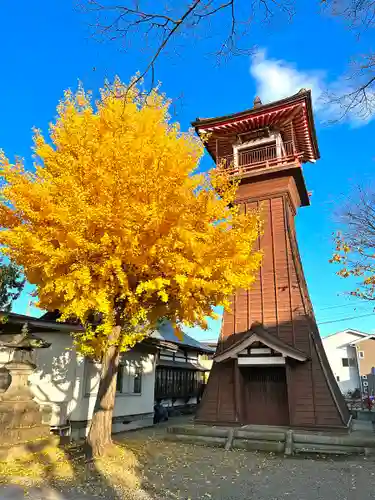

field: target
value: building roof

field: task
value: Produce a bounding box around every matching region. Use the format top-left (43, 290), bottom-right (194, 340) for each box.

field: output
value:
top-left (0, 311), bottom-right (84, 333)
top-left (192, 89), bottom-right (320, 165)
top-left (214, 322), bottom-right (308, 363)
top-left (321, 328), bottom-right (375, 350)
top-left (322, 328), bottom-right (371, 340)
top-left (1, 312), bottom-right (213, 354)
top-left (201, 340), bottom-right (218, 349)
top-left (151, 321), bottom-right (215, 354)
top-left (350, 335), bottom-right (375, 345)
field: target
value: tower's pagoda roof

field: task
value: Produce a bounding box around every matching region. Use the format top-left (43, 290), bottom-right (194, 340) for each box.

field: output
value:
top-left (192, 89), bottom-right (320, 164)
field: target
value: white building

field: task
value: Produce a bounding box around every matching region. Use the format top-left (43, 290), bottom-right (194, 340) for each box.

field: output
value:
top-left (0, 312), bottom-right (211, 439)
top-left (322, 329), bottom-right (374, 396)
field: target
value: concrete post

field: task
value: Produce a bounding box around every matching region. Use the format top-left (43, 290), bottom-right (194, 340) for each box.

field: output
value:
top-left (225, 428), bottom-right (235, 451)
top-left (284, 429), bottom-right (294, 456)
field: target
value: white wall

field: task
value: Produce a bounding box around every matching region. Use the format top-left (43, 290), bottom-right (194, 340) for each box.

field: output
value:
top-left (323, 333), bottom-right (361, 395)
top-left (0, 331), bottom-right (156, 434)
top-left (31, 332), bottom-right (78, 425)
top-left (78, 349), bottom-right (156, 423)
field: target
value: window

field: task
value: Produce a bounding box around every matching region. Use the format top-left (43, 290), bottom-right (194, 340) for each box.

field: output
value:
top-left (117, 360), bottom-right (142, 395)
top-left (85, 358), bottom-right (142, 396)
top-left (116, 367), bottom-right (123, 393)
top-left (359, 351), bottom-right (365, 359)
top-left (342, 358), bottom-right (355, 367)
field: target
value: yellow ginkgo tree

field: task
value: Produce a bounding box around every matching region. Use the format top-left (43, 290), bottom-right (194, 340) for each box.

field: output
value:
top-left (0, 79), bottom-right (262, 456)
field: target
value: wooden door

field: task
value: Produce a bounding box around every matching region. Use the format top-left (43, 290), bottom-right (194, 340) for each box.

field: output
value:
top-left (241, 366), bottom-right (289, 426)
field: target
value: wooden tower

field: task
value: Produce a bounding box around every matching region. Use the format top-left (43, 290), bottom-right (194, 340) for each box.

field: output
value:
top-left (193, 90), bottom-right (350, 430)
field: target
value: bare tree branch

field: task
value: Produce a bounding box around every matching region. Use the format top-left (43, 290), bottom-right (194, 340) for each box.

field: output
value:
top-left (321, 0), bottom-right (375, 120)
top-left (80, 0), bottom-right (375, 121)
top-left (323, 56), bottom-right (375, 122)
top-left (80, 0), bottom-right (295, 90)
top-left (322, 0), bottom-right (375, 33)
top-left (331, 187), bottom-right (375, 301)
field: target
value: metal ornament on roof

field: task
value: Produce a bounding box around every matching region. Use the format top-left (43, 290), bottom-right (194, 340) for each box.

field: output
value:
top-left (253, 96), bottom-right (262, 108)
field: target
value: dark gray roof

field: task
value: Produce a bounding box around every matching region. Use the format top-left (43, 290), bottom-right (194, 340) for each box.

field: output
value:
top-left (8, 311), bottom-right (214, 354)
top-left (0, 312), bottom-right (83, 333)
top-left (151, 321), bottom-right (215, 354)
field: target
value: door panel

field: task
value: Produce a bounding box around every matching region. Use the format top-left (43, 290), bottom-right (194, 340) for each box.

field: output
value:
top-left (241, 366), bottom-right (289, 426)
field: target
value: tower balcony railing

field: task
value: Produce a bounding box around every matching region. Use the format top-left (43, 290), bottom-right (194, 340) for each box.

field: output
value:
top-left (217, 140), bottom-right (303, 177)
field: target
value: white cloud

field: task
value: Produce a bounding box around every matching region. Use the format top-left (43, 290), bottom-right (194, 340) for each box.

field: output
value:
top-left (249, 49), bottom-right (373, 126)
top-left (250, 49), bottom-right (325, 110)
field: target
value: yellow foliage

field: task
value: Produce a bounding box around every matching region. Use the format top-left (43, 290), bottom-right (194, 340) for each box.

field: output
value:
top-left (0, 78), bottom-right (262, 359)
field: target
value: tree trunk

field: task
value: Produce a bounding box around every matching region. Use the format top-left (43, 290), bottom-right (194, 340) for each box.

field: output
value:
top-left (87, 325), bottom-right (121, 457)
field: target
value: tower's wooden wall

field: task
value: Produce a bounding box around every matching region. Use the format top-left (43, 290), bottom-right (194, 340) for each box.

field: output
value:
top-left (197, 173), bottom-right (350, 429)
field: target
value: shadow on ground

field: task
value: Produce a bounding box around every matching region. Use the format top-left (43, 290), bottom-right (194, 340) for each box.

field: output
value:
top-left (0, 437), bottom-right (154, 499)
top-left (3, 417), bottom-right (374, 500)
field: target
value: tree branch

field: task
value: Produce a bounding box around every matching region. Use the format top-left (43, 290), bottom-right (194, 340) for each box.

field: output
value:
top-left (81, 0), bottom-right (295, 90)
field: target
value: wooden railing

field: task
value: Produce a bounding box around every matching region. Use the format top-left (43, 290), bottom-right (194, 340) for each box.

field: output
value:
top-left (217, 140), bottom-right (302, 177)
top-left (239, 143), bottom-right (277, 166)
top-left (284, 140), bottom-right (295, 156)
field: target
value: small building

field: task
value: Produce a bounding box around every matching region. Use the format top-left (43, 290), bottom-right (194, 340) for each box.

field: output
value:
top-left (199, 339), bottom-right (218, 374)
top-left (322, 329), bottom-right (375, 397)
top-left (0, 312), bottom-right (210, 438)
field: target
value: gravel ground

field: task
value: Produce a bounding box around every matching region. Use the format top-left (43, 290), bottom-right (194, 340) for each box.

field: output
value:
top-left (123, 423), bottom-right (375, 500)
top-left (0, 480), bottom-right (152, 500)
top-left (2, 421), bottom-right (375, 500)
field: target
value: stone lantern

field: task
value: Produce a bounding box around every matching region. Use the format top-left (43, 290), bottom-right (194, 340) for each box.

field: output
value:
top-left (0, 323), bottom-right (52, 447)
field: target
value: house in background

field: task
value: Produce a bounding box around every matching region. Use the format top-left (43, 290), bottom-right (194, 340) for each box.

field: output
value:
top-left (351, 334), bottom-right (375, 398)
top-left (199, 339), bottom-right (218, 376)
top-left (0, 312), bottom-right (211, 439)
top-left (322, 329), bottom-right (375, 397)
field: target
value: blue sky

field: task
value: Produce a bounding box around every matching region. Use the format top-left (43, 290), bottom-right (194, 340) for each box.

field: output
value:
top-left (2, 1), bottom-right (375, 338)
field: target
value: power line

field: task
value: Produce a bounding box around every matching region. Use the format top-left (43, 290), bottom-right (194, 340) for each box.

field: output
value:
top-left (316, 306), bottom-right (375, 322)
top-left (316, 303), bottom-right (374, 312)
top-left (317, 312), bottom-right (375, 325)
